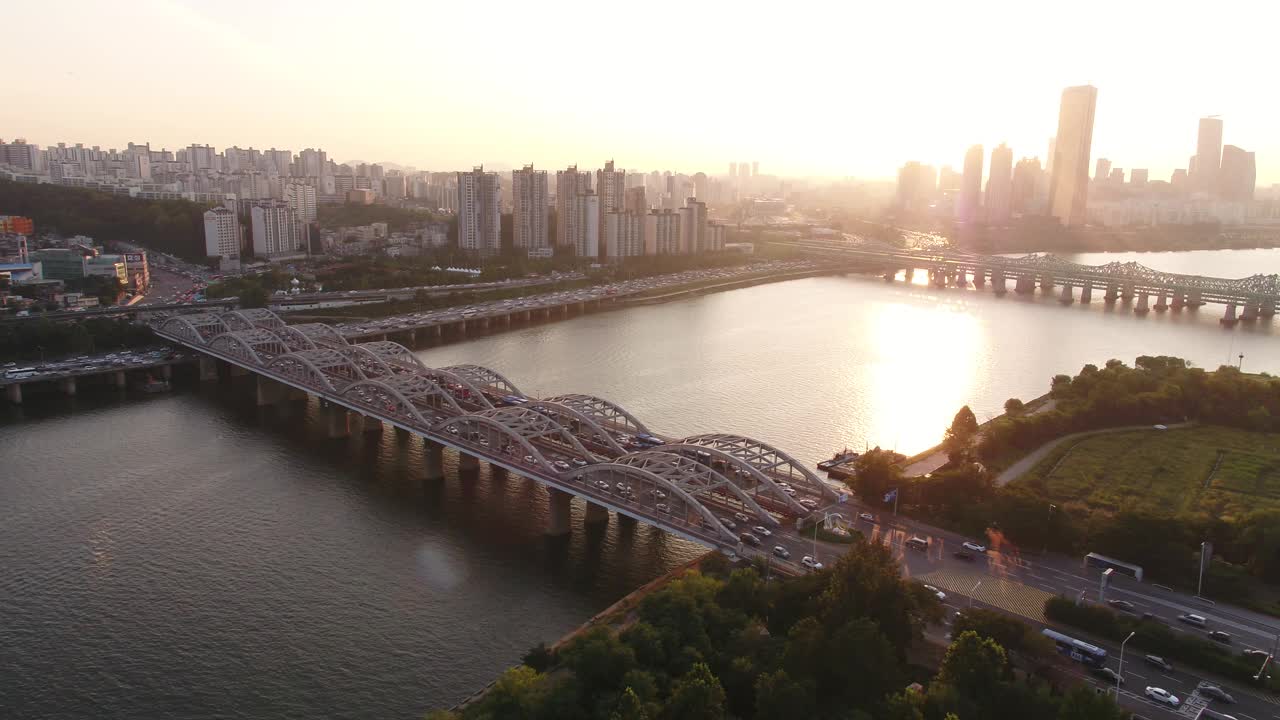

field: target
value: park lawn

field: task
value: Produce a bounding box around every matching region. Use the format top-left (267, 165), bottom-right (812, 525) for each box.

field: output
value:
top-left (1015, 425), bottom-right (1280, 523)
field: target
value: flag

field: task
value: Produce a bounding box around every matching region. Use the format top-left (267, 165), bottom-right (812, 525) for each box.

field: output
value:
top-left (883, 488), bottom-right (898, 503)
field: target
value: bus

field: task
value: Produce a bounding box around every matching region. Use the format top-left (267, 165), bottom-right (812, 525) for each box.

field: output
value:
top-left (1084, 552), bottom-right (1144, 582)
top-left (1042, 629), bottom-right (1108, 666)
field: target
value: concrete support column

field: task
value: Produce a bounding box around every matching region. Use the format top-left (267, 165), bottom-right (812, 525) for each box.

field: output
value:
top-left (199, 356), bottom-right (219, 382)
top-left (1261, 300), bottom-right (1277, 317)
top-left (904, 268), bottom-right (915, 282)
top-left (1171, 292), bottom-right (1186, 310)
top-left (1040, 274), bottom-right (1054, 293)
top-left (584, 502), bottom-right (609, 525)
top-left (324, 406), bottom-right (350, 438)
top-left (1189, 290), bottom-right (1203, 306)
top-left (406, 330), bottom-right (417, 346)
top-left (579, 302), bottom-right (587, 313)
top-left (424, 441), bottom-right (445, 481)
top-left (255, 376), bottom-right (287, 406)
top-left (1134, 294), bottom-right (1150, 314)
top-left (1081, 281), bottom-right (1093, 304)
top-left (1014, 275), bottom-right (1035, 294)
top-left (1221, 303), bottom-right (1239, 326)
top-left (161, 364), bottom-right (172, 380)
top-left (229, 362), bottom-right (248, 377)
top-left (546, 488), bottom-right (572, 536)
top-left (1058, 285), bottom-right (1074, 304)
top-left (59, 377), bottom-right (77, 396)
top-left (1241, 302), bottom-right (1259, 322)
top-left (113, 370), bottom-right (127, 388)
top-left (1104, 283), bottom-right (1119, 302)
top-left (974, 268), bottom-right (986, 287)
top-left (432, 325), bottom-right (443, 339)
top-left (360, 415), bottom-right (383, 433)
top-left (458, 452), bottom-right (480, 472)
top-left (991, 270), bottom-right (1006, 294)
top-left (953, 270), bottom-right (967, 287)
top-left (457, 320), bottom-right (467, 336)
top-left (1154, 291), bottom-right (1169, 311)
top-left (1121, 283), bottom-right (1135, 300)
top-left (6, 383), bottom-right (22, 404)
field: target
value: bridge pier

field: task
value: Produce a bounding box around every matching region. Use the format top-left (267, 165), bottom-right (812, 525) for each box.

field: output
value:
top-left (457, 320), bottom-right (467, 336)
top-left (584, 502), bottom-right (609, 525)
top-left (1014, 275), bottom-right (1035, 294)
top-left (458, 452), bottom-right (480, 472)
top-left (1080, 281), bottom-right (1093, 303)
top-left (424, 441), bottom-right (445, 481)
top-left (973, 268), bottom-right (986, 287)
top-left (1171, 292), bottom-right (1186, 310)
top-left (1104, 283), bottom-right (1118, 302)
top-left (1188, 290), bottom-right (1203, 307)
top-left (1153, 291), bottom-right (1168, 311)
top-left (360, 414), bottom-right (383, 434)
top-left (546, 488), bottom-right (572, 536)
top-left (953, 270), bottom-right (968, 287)
top-left (1040, 273), bottom-right (1054, 293)
top-left (904, 268), bottom-right (915, 282)
top-left (406, 329), bottom-right (417, 346)
top-left (1121, 283), bottom-right (1135, 300)
top-left (1241, 302), bottom-right (1259, 322)
top-left (324, 406), bottom-right (350, 438)
top-left (255, 376), bottom-right (287, 406)
top-left (199, 356), bottom-right (219, 382)
top-left (1262, 300), bottom-right (1277, 317)
top-left (1058, 285), bottom-right (1074, 304)
top-left (991, 270), bottom-right (1006, 294)
top-left (161, 364), bottom-right (172, 380)
top-left (112, 370), bottom-right (127, 388)
top-left (1221, 303), bottom-right (1239, 326)
top-left (1134, 294), bottom-right (1150, 315)
top-left (59, 377), bottom-right (77, 396)
top-left (6, 382), bottom-right (22, 404)
top-left (229, 362), bottom-right (248, 377)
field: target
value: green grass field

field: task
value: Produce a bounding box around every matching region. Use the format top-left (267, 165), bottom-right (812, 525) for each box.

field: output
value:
top-left (1017, 425), bottom-right (1280, 522)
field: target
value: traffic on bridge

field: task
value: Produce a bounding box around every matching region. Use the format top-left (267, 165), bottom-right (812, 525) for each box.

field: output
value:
top-left (153, 308), bottom-right (844, 565)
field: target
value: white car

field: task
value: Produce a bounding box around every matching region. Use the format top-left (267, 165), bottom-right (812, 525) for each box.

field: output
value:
top-left (1144, 687), bottom-right (1179, 707)
top-left (801, 555), bottom-right (824, 570)
top-left (961, 541), bottom-right (987, 553)
top-left (923, 584), bottom-right (946, 601)
top-left (753, 525), bottom-right (772, 537)
top-left (859, 512), bottom-right (874, 522)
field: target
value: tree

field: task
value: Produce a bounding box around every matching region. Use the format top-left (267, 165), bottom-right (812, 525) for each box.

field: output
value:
top-left (1055, 685), bottom-right (1127, 720)
top-left (522, 641), bottom-right (555, 672)
top-left (953, 608), bottom-right (1054, 661)
top-left (753, 669), bottom-right (815, 720)
top-left (610, 687), bottom-right (649, 720)
top-left (664, 663), bottom-right (726, 720)
top-left (944, 405), bottom-right (980, 463)
top-left (1004, 397), bottom-right (1025, 416)
top-left (560, 627), bottom-right (637, 693)
top-left (937, 631), bottom-right (1008, 700)
top-left (470, 665), bottom-right (546, 719)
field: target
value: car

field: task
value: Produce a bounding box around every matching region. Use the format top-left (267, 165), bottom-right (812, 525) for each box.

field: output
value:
top-left (733, 512), bottom-right (751, 524)
top-left (523, 455), bottom-right (536, 464)
top-left (1199, 685), bottom-right (1235, 704)
top-left (739, 532), bottom-right (761, 546)
top-left (1144, 655), bottom-right (1173, 672)
top-left (859, 512), bottom-right (874, 522)
top-left (594, 480), bottom-right (610, 491)
top-left (652, 489), bottom-right (667, 500)
top-left (799, 498), bottom-right (818, 509)
top-left (655, 503), bottom-right (670, 513)
top-left (752, 525), bottom-right (772, 538)
top-left (1178, 613), bottom-right (1208, 627)
top-left (782, 487), bottom-right (797, 496)
top-left (552, 460), bottom-right (571, 471)
top-left (1199, 710), bottom-right (1240, 720)
top-left (570, 457), bottom-right (588, 468)
top-left (801, 555), bottom-right (824, 570)
top-left (923, 584), bottom-right (946, 601)
top-left (1145, 687), bottom-right (1179, 706)
top-left (961, 541), bottom-right (987, 553)
top-left (953, 550), bottom-right (974, 561)
top-left (1107, 600), bottom-right (1135, 612)
top-left (906, 536), bottom-right (929, 551)
top-left (772, 545), bottom-right (790, 559)
top-left (719, 518), bottom-right (737, 531)
top-left (1091, 666), bottom-right (1124, 685)
top-left (1208, 630), bottom-right (1232, 644)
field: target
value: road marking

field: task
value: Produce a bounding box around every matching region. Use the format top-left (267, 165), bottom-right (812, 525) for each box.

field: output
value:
top-left (1129, 672), bottom-right (1147, 679)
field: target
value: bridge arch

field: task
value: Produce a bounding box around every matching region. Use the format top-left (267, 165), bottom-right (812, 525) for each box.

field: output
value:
top-left (680, 434), bottom-right (839, 502)
top-left (540, 393), bottom-right (651, 436)
top-left (340, 379), bottom-right (433, 428)
top-left (475, 406), bottom-right (596, 460)
top-left (207, 328), bottom-right (290, 366)
top-left (431, 414), bottom-right (556, 473)
top-left (334, 344), bottom-right (397, 379)
top-left (421, 368), bottom-right (494, 410)
top-left (524, 400), bottom-right (627, 455)
top-left (266, 348), bottom-right (366, 393)
top-left (157, 313), bottom-right (231, 345)
top-left (658, 443), bottom-right (808, 516)
top-left (289, 323), bottom-right (349, 347)
top-left (358, 341), bottom-right (429, 372)
top-left (568, 463), bottom-right (738, 544)
top-left (617, 450), bottom-right (778, 527)
top-left (442, 364), bottom-right (524, 397)
top-left (271, 325), bottom-right (318, 353)
top-left (223, 308), bottom-right (286, 332)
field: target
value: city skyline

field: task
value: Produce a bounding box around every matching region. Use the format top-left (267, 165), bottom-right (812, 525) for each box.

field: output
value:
top-left (4, 0), bottom-right (1279, 184)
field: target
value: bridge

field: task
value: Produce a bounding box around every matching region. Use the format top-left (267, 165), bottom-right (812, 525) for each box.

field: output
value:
top-left (795, 240), bottom-right (1280, 325)
top-left (153, 309), bottom-right (842, 559)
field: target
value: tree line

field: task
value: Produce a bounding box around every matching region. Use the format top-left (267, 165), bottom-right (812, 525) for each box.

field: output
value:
top-left (427, 538), bottom-right (1127, 720)
top-left (0, 318), bottom-right (155, 361)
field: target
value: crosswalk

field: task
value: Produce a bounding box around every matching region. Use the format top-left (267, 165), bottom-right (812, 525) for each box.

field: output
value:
top-left (916, 566), bottom-right (1055, 622)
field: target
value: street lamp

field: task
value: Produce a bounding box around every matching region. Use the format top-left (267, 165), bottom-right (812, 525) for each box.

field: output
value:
top-left (1117, 631), bottom-right (1135, 697)
top-left (969, 580), bottom-right (982, 608)
top-left (1043, 503), bottom-right (1057, 555)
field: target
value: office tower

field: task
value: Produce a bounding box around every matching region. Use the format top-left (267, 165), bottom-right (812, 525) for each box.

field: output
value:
top-left (957, 144), bottom-right (984, 222)
top-left (985, 143), bottom-right (1013, 224)
top-left (751, 161), bottom-right (758, 177)
top-left (203, 207), bottom-right (240, 259)
top-left (383, 175), bottom-right (406, 200)
top-left (1047, 85), bottom-right (1097, 226)
top-left (729, 162), bottom-right (738, 178)
top-left (1108, 168), bottom-right (1124, 186)
top-left (679, 198), bottom-right (707, 253)
top-left (298, 148), bottom-right (327, 177)
top-left (249, 201), bottom-right (304, 256)
top-left (1011, 157), bottom-right (1044, 215)
top-left (456, 167), bottom-right (501, 254)
top-left (938, 165), bottom-right (962, 191)
top-left (605, 212), bottom-right (645, 258)
top-left (1194, 116), bottom-right (1224, 194)
top-left (1219, 145), bottom-right (1256, 201)
top-left (512, 164), bottom-right (549, 252)
top-left (625, 186), bottom-right (647, 213)
top-left (1170, 168), bottom-right (1189, 190)
top-left (1045, 137), bottom-right (1056, 174)
top-left (1130, 169), bottom-right (1149, 188)
top-left (693, 172), bottom-right (709, 200)
top-left (896, 161), bottom-right (935, 212)
top-left (596, 160), bottom-right (626, 256)
top-left (645, 210), bottom-right (681, 254)
top-left (284, 183), bottom-right (317, 222)
top-left (555, 165), bottom-right (591, 250)
top-left (1094, 158), bottom-right (1111, 183)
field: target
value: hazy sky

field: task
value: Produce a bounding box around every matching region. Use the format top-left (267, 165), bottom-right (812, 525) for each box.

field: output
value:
top-left (4, 0), bottom-right (1277, 184)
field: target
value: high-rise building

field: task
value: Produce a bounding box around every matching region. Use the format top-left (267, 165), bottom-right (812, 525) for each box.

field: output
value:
top-left (457, 167), bottom-right (501, 254)
top-left (250, 201), bottom-right (304, 256)
top-left (605, 212), bottom-right (645, 258)
top-left (0, 139), bottom-right (39, 169)
top-left (284, 183), bottom-right (317, 222)
top-left (596, 160), bottom-right (626, 257)
top-left (555, 165), bottom-right (592, 251)
top-left (512, 164), bottom-right (549, 253)
top-left (574, 192), bottom-right (599, 258)
top-left (985, 144), bottom-right (1013, 224)
top-left (187, 144), bottom-right (216, 172)
top-left (1108, 168), bottom-right (1125, 186)
top-left (383, 175), bottom-right (407, 200)
top-left (645, 210), bottom-right (681, 254)
top-left (1047, 85), bottom-right (1097, 226)
top-left (1170, 168), bottom-right (1189, 190)
top-left (298, 148), bottom-right (327, 177)
top-left (679, 198), bottom-right (707, 253)
top-left (203, 207), bottom-right (240, 259)
top-left (625, 186), bottom-right (647, 213)
top-left (1045, 137), bottom-right (1056, 175)
top-left (896, 162), bottom-right (936, 212)
top-left (957, 144), bottom-right (984, 222)
top-left (1194, 116), bottom-right (1224, 194)
top-left (729, 162), bottom-right (738, 178)
top-left (1011, 157), bottom-right (1044, 215)
top-left (938, 165), bottom-right (962, 191)
top-left (1094, 158), bottom-right (1112, 183)
top-left (751, 161), bottom-right (759, 177)
top-left (1219, 145), bottom-right (1256, 201)
top-left (1130, 169), bottom-right (1149, 188)
top-left (693, 172), bottom-right (709, 200)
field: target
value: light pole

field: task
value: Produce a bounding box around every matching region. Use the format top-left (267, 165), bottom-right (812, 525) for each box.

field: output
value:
top-left (969, 580), bottom-right (982, 608)
top-left (1117, 631), bottom-right (1135, 697)
top-left (1042, 503), bottom-right (1057, 555)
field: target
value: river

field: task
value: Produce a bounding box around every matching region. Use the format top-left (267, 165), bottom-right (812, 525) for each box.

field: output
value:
top-left (2, 248), bottom-right (1277, 719)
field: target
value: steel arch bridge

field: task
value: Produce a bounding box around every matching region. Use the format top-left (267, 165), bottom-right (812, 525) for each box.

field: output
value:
top-left (151, 310), bottom-right (840, 557)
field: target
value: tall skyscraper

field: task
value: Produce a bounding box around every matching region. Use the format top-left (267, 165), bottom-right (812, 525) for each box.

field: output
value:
top-left (896, 161), bottom-right (935, 212)
top-left (1045, 137), bottom-right (1056, 175)
top-left (624, 186), bottom-right (648, 213)
top-left (1130, 169), bottom-right (1149, 188)
top-left (457, 167), bottom-right (501, 254)
top-left (751, 161), bottom-right (759, 177)
top-left (1047, 85), bottom-right (1097, 227)
top-left (957, 144), bottom-right (984, 223)
top-left (249, 201), bottom-right (304, 256)
top-left (284, 183), bottom-right (317, 222)
top-left (1219, 145), bottom-right (1256, 201)
top-left (1194, 116), bottom-right (1224, 194)
top-left (729, 162), bottom-right (738, 178)
top-left (298, 148), bottom-right (327, 177)
top-left (203, 207), bottom-right (240, 259)
top-left (1011, 157), bottom-right (1044, 215)
top-left (555, 165), bottom-right (591, 250)
top-left (596, 160), bottom-right (626, 258)
top-left (512, 164), bottom-right (549, 253)
top-left (1094, 158), bottom-right (1111, 183)
top-left (985, 144), bottom-right (1013, 224)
